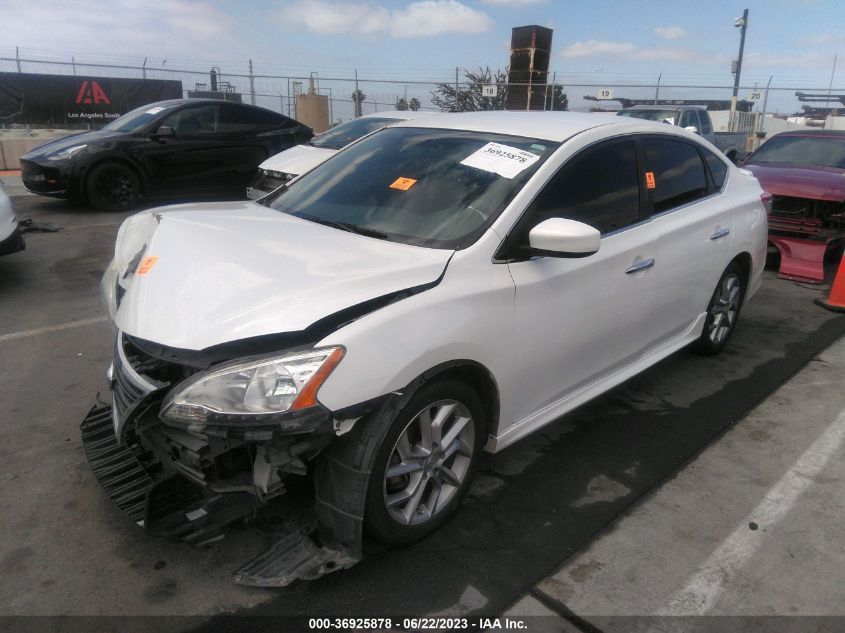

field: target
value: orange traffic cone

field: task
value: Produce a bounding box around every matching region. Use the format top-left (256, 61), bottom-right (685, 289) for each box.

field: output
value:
top-left (816, 253), bottom-right (845, 313)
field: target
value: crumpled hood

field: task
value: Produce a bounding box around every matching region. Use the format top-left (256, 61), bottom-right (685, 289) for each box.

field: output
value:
top-left (745, 163), bottom-right (845, 202)
top-left (258, 144), bottom-right (337, 176)
top-left (107, 201), bottom-right (452, 351)
top-left (23, 130), bottom-right (121, 159)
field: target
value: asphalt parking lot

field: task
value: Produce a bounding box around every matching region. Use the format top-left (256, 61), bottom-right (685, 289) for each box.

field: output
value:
top-left (2, 183), bottom-right (845, 630)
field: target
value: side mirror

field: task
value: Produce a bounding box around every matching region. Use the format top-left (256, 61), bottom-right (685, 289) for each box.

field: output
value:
top-left (528, 218), bottom-right (601, 258)
top-left (154, 125), bottom-right (175, 139)
top-left (684, 125), bottom-right (699, 134)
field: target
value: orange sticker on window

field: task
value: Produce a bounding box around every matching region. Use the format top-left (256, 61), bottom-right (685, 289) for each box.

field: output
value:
top-left (645, 171), bottom-right (656, 189)
top-left (136, 256), bottom-right (159, 275)
top-left (389, 177), bottom-right (417, 191)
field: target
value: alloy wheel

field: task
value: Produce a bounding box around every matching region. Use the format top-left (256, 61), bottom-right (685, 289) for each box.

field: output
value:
top-left (382, 399), bottom-right (475, 526)
top-left (94, 167), bottom-right (137, 207)
top-left (707, 273), bottom-right (741, 344)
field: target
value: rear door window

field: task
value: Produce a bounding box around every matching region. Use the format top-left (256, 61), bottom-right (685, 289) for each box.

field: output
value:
top-left (697, 111), bottom-right (713, 135)
top-left (219, 105), bottom-right (290, 133)
top-left (160, 104), bottom-right (220, 135)
top-left (679, 110), bottom-right (699, 130)
top-left (642, 138), bottom-right (709, 213)
top-left (703, 150), bottom-right (728, 190)
top-left (527, 140), bottom-right (641, 234)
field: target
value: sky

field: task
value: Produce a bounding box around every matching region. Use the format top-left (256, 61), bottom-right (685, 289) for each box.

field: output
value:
top-left (1, 0), bottom-right (843, 114)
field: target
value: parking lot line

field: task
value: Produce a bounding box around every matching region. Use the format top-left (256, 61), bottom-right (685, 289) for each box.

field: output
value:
top-left (0, 316), bottom-right (109, 343)
top-left (657, 407), bottom-right (845, 616)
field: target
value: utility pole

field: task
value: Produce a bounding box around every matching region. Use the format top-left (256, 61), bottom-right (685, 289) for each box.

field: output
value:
top-left (654, 73), bottom-right (662, 104)
top-left (15, 46), bottom-right (21, 72)
top-left (142, 57), bottom-right (147, 80)
top-left (354, 69), bottom-right (361, 118)
top-left (825, 53), bottom-right (838, 129)
top-left (729, 8), bottom-right (749, 131)
top-left (759, 74), bottom-right (773, 135)
top-left (248, 59), bottom-right (256, 106)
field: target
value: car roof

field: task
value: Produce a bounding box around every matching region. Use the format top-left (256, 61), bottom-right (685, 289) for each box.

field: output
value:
top-left (624, 104), bottom-right (706, 110)
top-left (147, 98), bottom-right (279, 110)
top-left (360, 110), bottom-right (436, 120)
top-left (392, 110), bottom-right (641, 142)
top-left (773, 129), bottom-right (845, 138)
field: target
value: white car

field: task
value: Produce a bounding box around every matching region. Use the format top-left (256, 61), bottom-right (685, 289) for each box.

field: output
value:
top-left (90, 111), bottom-right (767, 585)
top-left (246, 110), bottom-right (437, 199)
top-left (0, 182), bottom-right (24, 257)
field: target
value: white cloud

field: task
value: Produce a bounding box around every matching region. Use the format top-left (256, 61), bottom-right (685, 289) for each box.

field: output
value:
top-left (744, 50), bottom-right (835, 71)
top-left (280, 0), bottom-right (493, 38)
top-left (800, 33), bottom-right (845, 47)
top-left (480, 0), bottom-right (548, 5)
top-left (559, 39), bottom-right (724, 65)
top-left (559, 39), bottom-right (637, 58)
top-left (654, 26), bottom-right (687, 40)
top-left (0, 0), bottom-right (237, 57)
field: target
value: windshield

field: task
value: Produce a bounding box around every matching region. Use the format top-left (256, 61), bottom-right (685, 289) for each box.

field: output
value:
top-left (308, 117), bottom-right (401, 150)
top-left (746, 135), bottom-right (845, 169)
top-left (617, 109), bottom-right (681, 125)
top-left (101, 103), bottom-right (175, 133)
top-left (268, 127), bottom-right (558, 249)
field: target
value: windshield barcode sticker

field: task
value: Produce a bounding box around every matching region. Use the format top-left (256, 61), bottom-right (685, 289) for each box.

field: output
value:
top-left (460, 142), bottom-right (541, 179)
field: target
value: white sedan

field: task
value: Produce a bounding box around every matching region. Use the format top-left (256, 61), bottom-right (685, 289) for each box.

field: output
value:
top-left (93, 111), bottom-right (767, 582)
top-left (246, 110), bottom-right (437, 199)
top-left (0, 182), bottom-right (24, 257)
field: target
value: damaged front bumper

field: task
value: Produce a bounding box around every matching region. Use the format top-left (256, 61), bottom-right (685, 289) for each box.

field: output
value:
top-left (81, 333), bottom-right (377, 586)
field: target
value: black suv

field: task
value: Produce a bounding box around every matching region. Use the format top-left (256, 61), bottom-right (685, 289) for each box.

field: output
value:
top-left (20, 99), bottom-right (313, 211)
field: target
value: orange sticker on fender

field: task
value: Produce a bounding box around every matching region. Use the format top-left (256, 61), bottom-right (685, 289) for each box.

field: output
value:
top-left (136, 256), bottom-right (159, 275)
top-left (645, 171), bottom-right (656, 189)
top-left (390, 177), bottom-right (417, 191)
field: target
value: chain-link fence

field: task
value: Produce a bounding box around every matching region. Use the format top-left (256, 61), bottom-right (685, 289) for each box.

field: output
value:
top-left (3, 46), bottom-right (845, 132)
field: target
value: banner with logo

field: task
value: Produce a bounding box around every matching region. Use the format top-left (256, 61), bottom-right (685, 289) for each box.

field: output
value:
top-left (0, 72), bottom-right (183, 126)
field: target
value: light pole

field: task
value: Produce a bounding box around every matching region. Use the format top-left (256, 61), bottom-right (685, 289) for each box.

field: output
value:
top-left (729, 9), bottom-right (749, 131)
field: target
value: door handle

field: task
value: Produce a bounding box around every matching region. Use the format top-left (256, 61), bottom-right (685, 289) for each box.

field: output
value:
top-left (625, 258), bottom-right (655, 274)
top-left (710, 227), bottom-right (730, 240)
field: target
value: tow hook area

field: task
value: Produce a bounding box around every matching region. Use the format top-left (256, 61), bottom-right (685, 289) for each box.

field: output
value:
top-left (80, 404), bottom-right (361, 587)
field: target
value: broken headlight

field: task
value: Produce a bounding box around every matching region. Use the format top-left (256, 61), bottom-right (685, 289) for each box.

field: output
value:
top-left (160, 347), bottom-right (344, 425)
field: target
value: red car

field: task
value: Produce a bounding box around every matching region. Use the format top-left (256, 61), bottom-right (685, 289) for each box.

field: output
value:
top-left (743, 130), bottom-right (845, 283)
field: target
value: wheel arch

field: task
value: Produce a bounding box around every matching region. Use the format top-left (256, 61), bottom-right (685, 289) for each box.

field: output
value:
top-left (403, 359), bottom-right (501, 441)
top-left (731, 251), bottom-right (753, 299)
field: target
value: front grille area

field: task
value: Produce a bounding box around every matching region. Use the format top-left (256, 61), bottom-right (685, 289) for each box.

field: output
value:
top-left (112, 357), bottom-right (148, 421)
top-left (121, 335), bottom-right (193, 385)
top-left (771, 195), bottom-right (845, 229)
top-left (111, 344), bottom-right (157, 438)
top-left (19, 160), bottom-right (67, 193)
top-left (111, 334), bottom-right (203, 438)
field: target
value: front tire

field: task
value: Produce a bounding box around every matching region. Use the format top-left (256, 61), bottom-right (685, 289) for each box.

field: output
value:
top-left (364, 379), bottom-right (484, 545)
top-left (692, 262), bottom-right (745, 356)
top-left (86, 162), bottom-right (141, 211)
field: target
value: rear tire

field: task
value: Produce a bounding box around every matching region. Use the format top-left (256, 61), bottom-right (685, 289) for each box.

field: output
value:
top-left (86, 162), bottom-right (141, 211)
top-left (364, 378), bottom-right (484, 545)
top-left (692, 261), bottom-right (745, 356)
